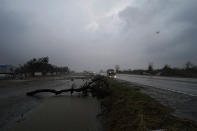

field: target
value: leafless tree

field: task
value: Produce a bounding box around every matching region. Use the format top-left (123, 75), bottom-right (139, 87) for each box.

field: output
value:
top-left (115, 65), bottom-right (120, 72)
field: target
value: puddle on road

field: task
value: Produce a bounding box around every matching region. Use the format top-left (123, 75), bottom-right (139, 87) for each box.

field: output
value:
top-left (6, 96), bottom-right (102, 131)
top-left (4, 78), bottom-right (102, 131)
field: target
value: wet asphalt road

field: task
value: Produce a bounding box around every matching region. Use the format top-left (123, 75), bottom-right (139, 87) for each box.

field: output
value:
top-left (117, 74), bottom-right (197, 96)
top-left (116, 74), bottom-right (197, 122)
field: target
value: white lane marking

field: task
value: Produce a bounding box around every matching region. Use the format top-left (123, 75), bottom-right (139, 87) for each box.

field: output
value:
top-left (117, 78), bottom-right (197, 97)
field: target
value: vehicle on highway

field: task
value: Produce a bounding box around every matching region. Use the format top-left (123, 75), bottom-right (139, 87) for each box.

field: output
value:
top-left (107, 69), bottom-right (117, 78)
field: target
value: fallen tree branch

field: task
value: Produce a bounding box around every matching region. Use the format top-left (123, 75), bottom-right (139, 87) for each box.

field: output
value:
top-left (26, 89), bottom-right (58, 96)
top-left (26, 75), bottom-right (105, 96)
top-left (26, 88), bottom-right (84, 96)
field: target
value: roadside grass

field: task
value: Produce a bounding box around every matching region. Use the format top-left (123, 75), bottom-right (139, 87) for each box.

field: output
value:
top-left (95, 77), bottom-right (197, 131)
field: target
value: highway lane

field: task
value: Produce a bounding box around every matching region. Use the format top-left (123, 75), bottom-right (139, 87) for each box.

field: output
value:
top-left (117, 74), bottom-right (197, 96)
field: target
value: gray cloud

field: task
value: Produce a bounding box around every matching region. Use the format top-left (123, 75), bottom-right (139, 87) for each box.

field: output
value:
top-left (118, 0), bottom-right (197, 68)
top-left (0, 0), bottom-right (197, 71)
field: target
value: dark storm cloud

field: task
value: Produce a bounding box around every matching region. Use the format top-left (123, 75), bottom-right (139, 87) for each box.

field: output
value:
top-left (0, 1), bottom-right (30, 64)
top-left (118, 0), bottom-right (197, 68)
top-left (0, 0), bottom-right (197, 71)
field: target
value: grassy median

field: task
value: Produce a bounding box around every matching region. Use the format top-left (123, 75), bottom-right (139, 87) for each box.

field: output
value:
top-left (92, 76), bottom-right (197, 131)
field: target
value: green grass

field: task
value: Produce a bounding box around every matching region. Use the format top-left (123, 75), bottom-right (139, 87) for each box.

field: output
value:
top-left (93, 77), bottom-right (197, 131)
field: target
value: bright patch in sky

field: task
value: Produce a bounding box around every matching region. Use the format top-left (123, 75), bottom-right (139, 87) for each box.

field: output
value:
top-left (86, 22), bottom-right (99, 32)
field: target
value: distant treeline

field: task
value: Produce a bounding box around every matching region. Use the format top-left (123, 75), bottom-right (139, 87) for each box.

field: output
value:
top-left (118, 62), bottom-right (197, 78)
top-left (15, 57), bottom-right (69, 77)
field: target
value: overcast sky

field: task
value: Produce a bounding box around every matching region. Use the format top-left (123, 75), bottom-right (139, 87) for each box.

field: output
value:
top-left (0, 0), bottom-right (197, 71)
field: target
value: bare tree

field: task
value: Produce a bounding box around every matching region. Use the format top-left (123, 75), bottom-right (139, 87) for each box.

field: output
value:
top-left (115, 65), bottom-right (120, 72)
top-left (148, 63), bottom-right (153, 72)
top-left (185, 61), bottom-right (193, 69)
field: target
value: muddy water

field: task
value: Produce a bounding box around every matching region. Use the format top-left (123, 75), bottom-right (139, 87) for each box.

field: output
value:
top-left (1, 78), bottom-right (102, 131)
top-left (6, 96), bottom-right (102, 131)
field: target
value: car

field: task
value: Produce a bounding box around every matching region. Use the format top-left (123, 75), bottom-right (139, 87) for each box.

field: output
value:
top-left (107, 69), bottom-right (117, 78)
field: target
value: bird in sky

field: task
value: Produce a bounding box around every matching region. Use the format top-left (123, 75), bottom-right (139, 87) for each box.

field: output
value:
top-left (156, 31), bottom-right (160, 34)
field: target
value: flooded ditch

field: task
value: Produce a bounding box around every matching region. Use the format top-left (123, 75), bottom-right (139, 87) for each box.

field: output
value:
top-left (1, 78), bottom-right (102, 131)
